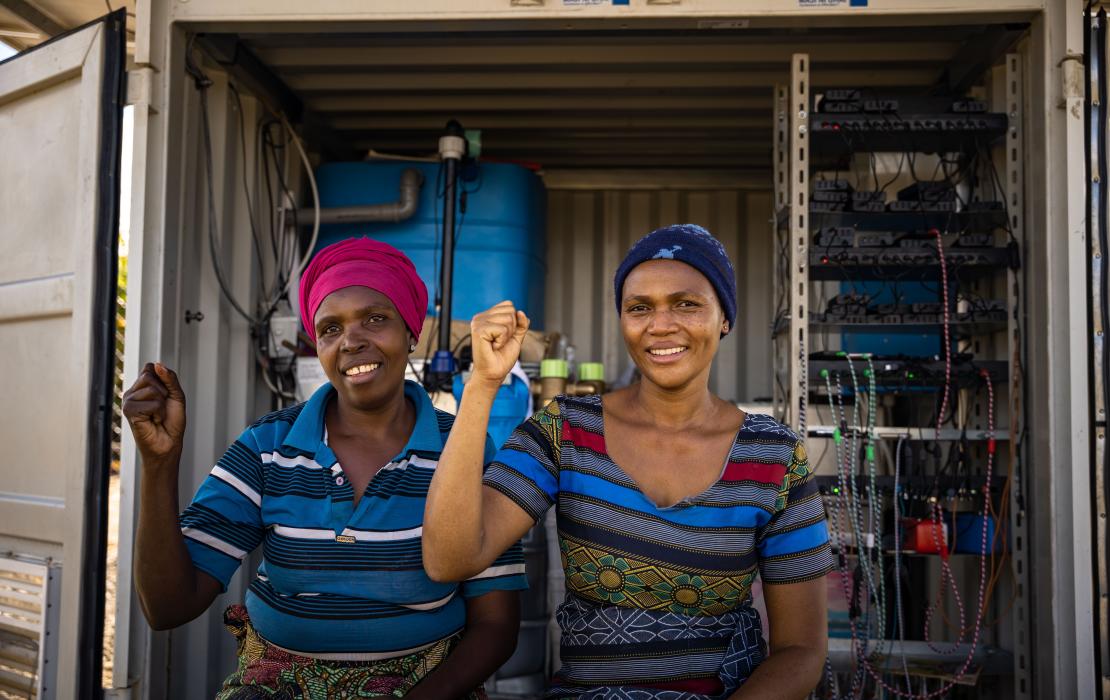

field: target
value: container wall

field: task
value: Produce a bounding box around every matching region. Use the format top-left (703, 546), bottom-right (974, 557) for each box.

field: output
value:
top-left (544, 188), bottom-right (774, 403)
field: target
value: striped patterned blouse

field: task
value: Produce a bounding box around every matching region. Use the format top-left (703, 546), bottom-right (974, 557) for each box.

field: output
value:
top-left (483, 394), bottom-right (833, 698)
top-left (179, 380), bottom-right (527, 658)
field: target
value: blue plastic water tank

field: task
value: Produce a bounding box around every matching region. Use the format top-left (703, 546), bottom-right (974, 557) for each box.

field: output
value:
top-left (313, 161), bottom-right (546, 327)
top-left (452, 374), bottom-right (532, 450)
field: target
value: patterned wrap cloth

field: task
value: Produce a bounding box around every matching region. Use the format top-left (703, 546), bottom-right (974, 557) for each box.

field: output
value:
top-left (548, 594), bottom-right (766, 700)
top-left (217, 605), bottom-right (487, 699)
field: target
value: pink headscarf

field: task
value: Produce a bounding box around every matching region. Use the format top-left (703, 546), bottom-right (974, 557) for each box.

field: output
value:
top-left (298, 237), bottom-right (428, 344)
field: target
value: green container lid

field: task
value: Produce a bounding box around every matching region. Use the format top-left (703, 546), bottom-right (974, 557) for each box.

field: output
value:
top-left (577, 362), bottom-right (605, 382)
top-left (540, 359), bottom-right (569, 378)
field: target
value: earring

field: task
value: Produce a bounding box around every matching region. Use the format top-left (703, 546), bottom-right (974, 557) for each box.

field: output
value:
top-left (409, 343), bottom-right (417, 353)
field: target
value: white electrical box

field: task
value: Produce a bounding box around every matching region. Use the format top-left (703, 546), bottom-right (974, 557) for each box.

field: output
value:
top-left (268, 313), bottom-right (300, 359)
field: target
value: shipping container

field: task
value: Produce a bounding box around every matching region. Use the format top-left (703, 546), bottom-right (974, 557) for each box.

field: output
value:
top-left (0, 1), bottom-right (1098, 698)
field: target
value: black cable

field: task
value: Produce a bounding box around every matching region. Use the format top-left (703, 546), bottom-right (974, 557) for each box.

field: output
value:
top-left (228, 83), bottom-right (269, 303)
top-left (187, 40), bottom-right (255, 325)
top-left (258, 118), bottom-right (280, 260)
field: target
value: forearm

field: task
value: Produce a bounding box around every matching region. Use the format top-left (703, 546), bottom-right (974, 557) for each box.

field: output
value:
top-left (729, 644), bottom-right (826, 700)
top-left (423, 381), bottom-right (499, 580)
top-left (406, 620), bottom-right (518, 700)
top-left (134, 455), bottom-right (210, 629)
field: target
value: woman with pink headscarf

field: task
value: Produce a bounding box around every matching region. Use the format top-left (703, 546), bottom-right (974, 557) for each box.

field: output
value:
top-left (123, 238), bottom-right (525, 698)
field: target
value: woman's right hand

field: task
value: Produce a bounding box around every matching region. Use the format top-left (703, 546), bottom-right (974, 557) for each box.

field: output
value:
top-left (469, 301), bottom-right (530, 390)
top-left (122, 362), bottom-right (187, 464)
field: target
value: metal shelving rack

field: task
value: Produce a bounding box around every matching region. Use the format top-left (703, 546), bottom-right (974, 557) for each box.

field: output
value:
top-left (771, 52), bottom-right (1030, 698)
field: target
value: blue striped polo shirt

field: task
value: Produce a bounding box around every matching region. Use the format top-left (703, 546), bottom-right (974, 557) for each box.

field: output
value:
top-left (179, 379), bottom-right (527, 658)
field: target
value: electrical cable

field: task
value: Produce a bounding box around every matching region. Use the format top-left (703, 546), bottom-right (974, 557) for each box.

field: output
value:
top-left (188, 49), bottom-right (255, 325)
top-left (821, 368), bottom-right (865, 699)
top-left (892, 436), bottom-right (913, 694)
top-left (812, 98), bottom-right (1018, 698)
top-left (844, 354), bottom-right (885, 647)
top-left (185, 40), bottom-right (319, 405)
top-left (275, 113), bottom-right (319, 306)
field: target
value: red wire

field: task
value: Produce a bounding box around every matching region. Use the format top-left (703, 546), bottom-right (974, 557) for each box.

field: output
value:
top-left (841, 234), bottom-right (996, 699)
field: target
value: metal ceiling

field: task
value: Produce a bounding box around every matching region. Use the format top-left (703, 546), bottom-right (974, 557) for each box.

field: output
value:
top-left (219, 24), bottom-right (1026, 173)
top-left (0, 0), bottom-right (134, 50)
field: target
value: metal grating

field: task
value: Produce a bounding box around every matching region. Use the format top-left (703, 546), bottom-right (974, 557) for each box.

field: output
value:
top-left (0, 558), bottom-right (55, 700)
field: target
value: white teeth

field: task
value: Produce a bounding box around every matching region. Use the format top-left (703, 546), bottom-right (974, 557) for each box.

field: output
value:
top-left (648, 347), bottom-right (687, 356)
top-left (344, 363), bottom-right (380, 376)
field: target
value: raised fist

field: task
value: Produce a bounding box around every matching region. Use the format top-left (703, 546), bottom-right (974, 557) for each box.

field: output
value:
top-left (469, 301), bottom-right (530, 389)
top-left (122, 362), bottom-right (187, 465)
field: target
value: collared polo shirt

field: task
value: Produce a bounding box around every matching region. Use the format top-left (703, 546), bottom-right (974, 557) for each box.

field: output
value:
top-left (179, 380), bottom-right (527, 658)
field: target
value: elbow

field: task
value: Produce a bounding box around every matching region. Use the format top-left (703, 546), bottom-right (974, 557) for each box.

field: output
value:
top-left (136, 578), bottom-right (199, 631)
top-left (147, 615), bottom-right (178, 632)
top-left (783, 641), bottom-right (829, 690)
top-left (138, 595), bottom-right (180, 631)
top-left (423, 555), bottom-right (471, 583)
top-left (424, 562), bottom-right (455, 583)
top-left (422, 541), bottom-right (471, 582)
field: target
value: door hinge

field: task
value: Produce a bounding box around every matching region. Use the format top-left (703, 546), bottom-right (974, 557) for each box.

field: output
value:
top-left (125, 66), bottom-right (157, 112)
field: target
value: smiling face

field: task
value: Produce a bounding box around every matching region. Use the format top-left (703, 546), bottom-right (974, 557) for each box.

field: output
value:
top-left (620, 259), bottom-right (729, 392)
top-left (313, 285), bottom-right (412, 411)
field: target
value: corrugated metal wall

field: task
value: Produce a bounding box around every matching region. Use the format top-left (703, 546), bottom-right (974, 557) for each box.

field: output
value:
top-left (544, 188), bottom-right (774, 403)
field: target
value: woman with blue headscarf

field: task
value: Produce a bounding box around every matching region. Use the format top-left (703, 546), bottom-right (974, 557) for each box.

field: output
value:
top-left (425, 224), bottom-right (833, 699)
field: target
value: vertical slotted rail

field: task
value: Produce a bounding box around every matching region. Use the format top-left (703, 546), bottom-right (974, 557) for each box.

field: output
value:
top-left (774, 84), bottom-right (789, 212)
top-left (773, 84), bottom-right (789, 422)
top-left (789, 55), bottom-right (810, 433)
top-left (1006, 51), bottom-right (1032, 700)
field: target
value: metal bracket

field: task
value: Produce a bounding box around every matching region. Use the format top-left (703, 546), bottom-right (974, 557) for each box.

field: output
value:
top-left (788, 54), bottom-right (810, 434)
top-left (1004, 51), bottom-right (1032, 700)
top-left (772, 83), bottom-right (789, 423)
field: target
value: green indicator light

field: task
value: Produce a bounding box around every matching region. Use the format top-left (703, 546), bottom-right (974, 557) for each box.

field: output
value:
top-left (833, 428), bottom-right (842, 444)
top-left (907, 372), bottom-right (916, 379)
top-left (836, 351), bottom-right (847, 357)
top-left (866, 445), bottom-right (875, 462)
top-left (820, 369), bottom-right (829, 378)
top-left (863, 369), bottom-right (872, 377)
top-left (832, 487), bottom-right (841, 494)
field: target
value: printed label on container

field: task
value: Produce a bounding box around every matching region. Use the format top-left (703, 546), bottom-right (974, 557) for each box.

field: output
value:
top-left (697, 19), bottom-right (751, 29)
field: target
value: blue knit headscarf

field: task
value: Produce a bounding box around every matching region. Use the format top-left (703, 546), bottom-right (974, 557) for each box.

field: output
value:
top-left (613, 224), bottom-right (737, 336)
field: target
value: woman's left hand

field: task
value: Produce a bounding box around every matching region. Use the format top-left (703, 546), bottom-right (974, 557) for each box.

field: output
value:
top-left (404, 590), bottom-right (520, 699)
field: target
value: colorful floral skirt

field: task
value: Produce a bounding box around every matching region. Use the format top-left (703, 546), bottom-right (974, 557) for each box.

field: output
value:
top-left (217, 604), bottom-right (488, 699)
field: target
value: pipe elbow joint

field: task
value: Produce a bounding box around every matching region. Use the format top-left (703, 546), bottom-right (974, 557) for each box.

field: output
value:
top-left (393, 168), bottom-right (424, 222)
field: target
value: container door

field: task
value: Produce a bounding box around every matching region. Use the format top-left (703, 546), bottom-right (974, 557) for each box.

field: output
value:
top-left (0, 11), bottom-right (125, 698)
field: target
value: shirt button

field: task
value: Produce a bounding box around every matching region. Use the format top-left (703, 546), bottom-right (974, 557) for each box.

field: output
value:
top-left (335, 476), bottom-right (345, 486)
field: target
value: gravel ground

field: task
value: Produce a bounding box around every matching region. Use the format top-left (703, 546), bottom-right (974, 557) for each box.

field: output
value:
top-left (103, 472), bottom-right (119, 689)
